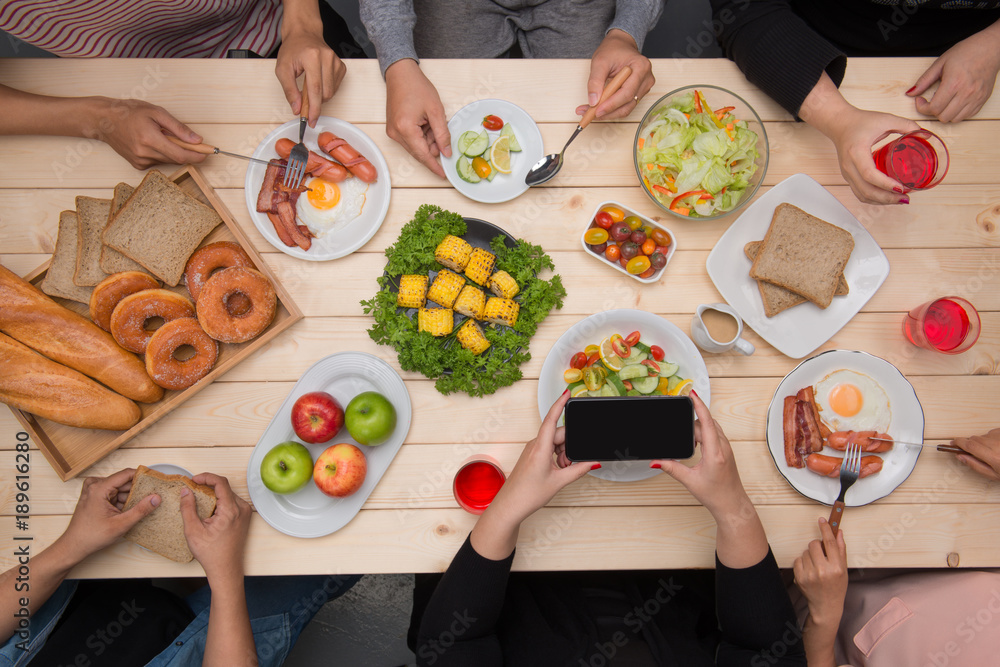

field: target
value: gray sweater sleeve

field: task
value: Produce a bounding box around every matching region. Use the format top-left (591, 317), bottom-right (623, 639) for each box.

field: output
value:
top-left (359, 0), bottom-right (419, 77)
top-left (608, 0), bottom-right (664, 53)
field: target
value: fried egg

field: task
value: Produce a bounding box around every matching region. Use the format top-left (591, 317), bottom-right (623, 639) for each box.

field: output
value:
top-left (296, 176), bottom-right (368, 237)
top-left (813, 369), bottom-right (891, 433)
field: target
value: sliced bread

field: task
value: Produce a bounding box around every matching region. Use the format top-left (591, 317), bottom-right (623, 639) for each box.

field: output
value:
top-left (73, 196), bottom-right (112, 286)
top-left (100, 183), bottom-right (148, 275)
top-left (122, 465), bottom-right (216, 563)
top-left (101, 170), bottom-right (222, 286)
top-left (744, 241), bottom-right (850, 318)
top-left (39, 211), bottom-right (93, 304)
top-left (748, 204), bottom-right (855, 309)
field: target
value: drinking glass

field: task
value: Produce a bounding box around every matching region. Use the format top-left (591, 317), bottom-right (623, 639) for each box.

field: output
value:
top-left (873, 129), bottom-right (949, 191)
top-left (902, 296), bottom-right (980, 354)
top-left (453, 456), bottom-right (506, 514)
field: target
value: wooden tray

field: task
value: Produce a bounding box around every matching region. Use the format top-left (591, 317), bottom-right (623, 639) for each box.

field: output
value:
top-left (9, 165), bottom-right (303, 480)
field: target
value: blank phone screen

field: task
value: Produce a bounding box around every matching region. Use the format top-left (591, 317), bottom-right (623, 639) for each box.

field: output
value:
top-left (564, 396), bottom-right (695, 462)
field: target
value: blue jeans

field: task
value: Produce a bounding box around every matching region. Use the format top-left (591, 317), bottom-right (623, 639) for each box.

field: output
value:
top-left (0, 574), bottom-right (360, 667)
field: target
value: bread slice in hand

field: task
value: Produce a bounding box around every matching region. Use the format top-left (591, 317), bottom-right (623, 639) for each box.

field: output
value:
top-left (74, 196), bottom-right (112, 286)
top-left (40, 211), bottom-right (93, 304)
top-left (102, 170), bottom-right (222, 286)
top-left (122, 465), bottom-right (216, 563)
top-left (744, 241), bottom-right (849, 317)
top-left (100, 183), bottom-right (149, 275)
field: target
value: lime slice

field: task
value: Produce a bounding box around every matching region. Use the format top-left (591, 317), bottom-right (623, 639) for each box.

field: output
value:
top-left (669, 378), bottom-right (694, 396)
top-left (499, 124), bottom-right (521, 152)
top-left (490, 135), bottom-right (512, 174)
top-left (463, 130), bottom-right (489, 157)
top-left (456, 155), bottom-right (481, 183)
top-left (599, 337), bottom-right (623, 372)
top-left (457, 131), bottom-right (480, 155)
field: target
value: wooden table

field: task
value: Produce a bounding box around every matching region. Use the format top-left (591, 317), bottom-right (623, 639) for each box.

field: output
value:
top-left (1, 58), bottom-right (998, 578)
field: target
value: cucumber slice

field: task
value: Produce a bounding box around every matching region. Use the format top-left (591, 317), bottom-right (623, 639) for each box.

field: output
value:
top-left (463, 130), bottom-right (489, 157)
top-left (618, 365), bottom-right (648, 381)
top-left (622, 348), bottom-right (648, 365)
top-left (571, 383), bottom-right (590, 397)
top-left (456, 131), bottom-right (480, 155)
top-left (658, 362), bottom-right (679, 377)
top-left (666, 375), bottom-right (683, 392)
top-left (600, 383), bottom-right (619, 397)
top-left (634, 342), bottom-right (651, 354)
top-left (486, 161), bottom-right (497, 181)
top-left (587, 389), bottom-right (603, 397)
top-left (456, 155), bottom-right (481, 183)
top-left (632, 375), bottom-right (659, 394)
top-left (499, 124), bottom-right (521, 152)
top-left (606, 374), bottom-right (627, 396)
top-left (626, 389), bottom-right (642, 397)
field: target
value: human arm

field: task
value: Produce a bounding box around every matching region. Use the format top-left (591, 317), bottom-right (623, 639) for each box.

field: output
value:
top-left (793, 518), bottom-right (848, 667)
top-left (382, 59), bottom-right (451, 178)
top-left (949, 428), bottom-right (1000, 481)
top-left (275, 0), bottom-right (346, 126)
top-left (907, 19), bottom-right (1000, 123)
top-left (179, 473), bottom-right (254, 667)
top-left (359, 0), bottom-right (418, 77)
top-left (0, 469), bottom-right (159, 641)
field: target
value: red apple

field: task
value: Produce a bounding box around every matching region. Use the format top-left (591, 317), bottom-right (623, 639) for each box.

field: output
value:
top-left (291, 391), bottom-right (344, 444)
top-left (313, 443), bottom-right (367, 497)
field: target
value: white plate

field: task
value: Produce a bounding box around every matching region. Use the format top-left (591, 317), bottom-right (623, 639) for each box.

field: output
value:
top-left (441, 99), bottom-right (544, 204)
top-left (149, 464), bottom-right (194, 478)
top-left (537, 309), bottom-right (711, 482)
top-left (246, 352), bottom-right (411, 538)
top-left (706, 173), bottom-right (890, 358)
top-left (765, 349), bottom-right (923, 507)
top-left (244, 117), bottom-right (391, 261)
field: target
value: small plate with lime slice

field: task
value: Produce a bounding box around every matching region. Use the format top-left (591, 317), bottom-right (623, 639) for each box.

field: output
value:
top-left (442, 99), bottom-right (544, 204)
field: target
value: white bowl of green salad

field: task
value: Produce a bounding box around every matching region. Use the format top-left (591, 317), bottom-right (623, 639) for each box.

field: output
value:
top-left (635, 85), bottom-right (768, 221)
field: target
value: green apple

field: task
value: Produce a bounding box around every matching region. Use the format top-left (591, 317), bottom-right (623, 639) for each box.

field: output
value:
top-left (260, 441), bottom-right (313, 494)
top-left (345, 391), bottom-right (396, 446)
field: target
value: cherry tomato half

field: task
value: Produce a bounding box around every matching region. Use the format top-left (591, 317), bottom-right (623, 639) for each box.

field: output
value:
top-left (570, 352), bottom-right (588, 370)
top-left (611, 337), bottom-right (630, 357)
top-left (622, 380), bottom-right (633, 391)
top-left (626, 256), bottom-right (651, 275)
top-left (624, 331), bottom-right (641, 346)
top-left (649, 345), bottom-right (665, 361)
top-left (586, 351), bottom-right (601, 367)
top-left (600, 205), bottom-right (626, 223)
top-left (584, 228), bottom-right (609, 245)
top-left (564, 368), bottom-right (583, 383)
top-left (605, 244), bottom-right (621, 262)
top-left (641, 358), bottom-right (660, 375)
top-left (641, 239), bottom-right (656, 256)
top-left (472, 156), bottom-right (491, 178)
top-left (594, 211), bottom-right (614, 229)
top-left (651, 229), bottom-right (672, 246)
top-left (482, 115), bottom-right (504, 131)
top-left (624, 215), bottom-right (643, 231)
top-left (584, 344), bottom-right (601, 356)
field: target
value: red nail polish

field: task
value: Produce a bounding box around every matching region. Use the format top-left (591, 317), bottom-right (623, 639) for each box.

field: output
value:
top-left (899, 197), bottom-right (910, 205)
top-left (906, 86), bottom-right (916, 94)
top-left (649, 462), bottom-right (661, 469)
top-left (892, 187), bottom-right (903, 194)
top-left (591, 463), bottom-right (602, 470)
top-left (562, 388), bottom-right (570, 397)
top-left (690, 390), bottom-right (698, 398)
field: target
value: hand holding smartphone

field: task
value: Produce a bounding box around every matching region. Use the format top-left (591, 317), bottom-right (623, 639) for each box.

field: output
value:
top-left (564, 395), bottom-right (695, 462)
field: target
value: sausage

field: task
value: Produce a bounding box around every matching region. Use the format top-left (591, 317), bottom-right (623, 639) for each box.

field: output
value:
top-left (275, 138), bottom-right (349, 182)
top-left (826, 431), bottom-right (894, 453)
top-left (317, 131), bottom-right (378, 183)
top-left (806, 453), bottom-right (884, 478)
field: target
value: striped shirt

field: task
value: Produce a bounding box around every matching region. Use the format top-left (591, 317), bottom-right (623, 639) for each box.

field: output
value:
top-left (0, 0), bottom-right (284, 58)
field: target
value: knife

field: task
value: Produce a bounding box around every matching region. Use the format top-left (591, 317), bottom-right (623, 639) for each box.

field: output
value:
top-left (869, 436), bottom-right (962, 452)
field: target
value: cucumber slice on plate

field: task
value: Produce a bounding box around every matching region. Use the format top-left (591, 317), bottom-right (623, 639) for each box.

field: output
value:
top-left (626, 389), bottom-right (642, 397)
top-left (622, 348), bottom-right (648, 365)
top-left (456, 131), bottom-right (480, 156)
top-left (631, 375), bottom-right (659, 394)
top-left (600, 383), bottom-right (619, 397)
top-left (606, 374), bottom-right (627, 396)
top-left (618, 365), bottom-right (647, 381)
top-left (463, 130), bottom-right (489, 157)
top-left (658, 362), bottom-right (679, 377)
top-left (499, 124), bottom-right (521, 152)
top-left (486, 161), bottom-right (497, 181)
top-left (456, 155), bottom-right (481, 183)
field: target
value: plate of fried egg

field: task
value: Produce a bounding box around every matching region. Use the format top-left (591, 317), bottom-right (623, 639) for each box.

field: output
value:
top-left (244, 116), bottom-right (391, 261)
top-left (765, 349), bottom-right (923, 506)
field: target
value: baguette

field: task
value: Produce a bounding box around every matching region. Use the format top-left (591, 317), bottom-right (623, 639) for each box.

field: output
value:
top-left (0, 263), bottom-right (163, 403)
top-left (0, 333), bottom-right (141, 430)
top-left (123, 465), bottom-right (216, 563)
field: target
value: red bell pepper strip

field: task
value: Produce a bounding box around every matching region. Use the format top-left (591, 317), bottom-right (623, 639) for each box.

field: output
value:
top-left (670, 189), bottom-right (713, 209)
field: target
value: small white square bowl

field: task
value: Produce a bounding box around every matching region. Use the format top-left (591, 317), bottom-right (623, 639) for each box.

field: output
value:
top-left (579, 200), bottom-right (677, 284)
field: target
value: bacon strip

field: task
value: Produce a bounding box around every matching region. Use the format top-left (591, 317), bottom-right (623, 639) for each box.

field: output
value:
top-left (257, 161), bottom-right (284, 213)
top-left (797, 386), bottom-right (832, 439)
top-left (275, 201), bottom-right (311, 251)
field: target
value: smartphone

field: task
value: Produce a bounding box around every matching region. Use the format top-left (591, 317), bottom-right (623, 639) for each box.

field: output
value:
top-left (564, 395), bottom-right (695, 462)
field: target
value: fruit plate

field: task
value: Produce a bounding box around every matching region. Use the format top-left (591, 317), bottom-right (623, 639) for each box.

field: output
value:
top-left (244, 116), bottom-right (391, 261)
top-left (441, 99), bottom-right (544, 204)
top-left (537, 309), bottom-right (711, 483)
top-left (246, 352), bottom-right (412, 538)
top-left (765, 349), bottom-right (923, 507)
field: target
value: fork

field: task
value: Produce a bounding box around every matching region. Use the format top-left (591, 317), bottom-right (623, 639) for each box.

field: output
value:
top-left (282, 79), bottom-right (310, 190)
top-left (828, 443), bottom-right (862, 536)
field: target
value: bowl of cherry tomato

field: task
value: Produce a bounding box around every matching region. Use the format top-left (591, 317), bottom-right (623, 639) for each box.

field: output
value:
top-left (580, 201), bottom-right (677, 284)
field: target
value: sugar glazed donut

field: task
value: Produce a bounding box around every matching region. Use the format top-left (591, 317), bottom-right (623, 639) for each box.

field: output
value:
top-left (196, 267), bottom-right (276, 343)
top-left (110, 289), bottom-right (196, 353)
top-left (184, 241), bottom-right (254, 303)
top-left (145, 318), bottom-right (218, 390)
top-left (89, 271), bottom-right (160, 331)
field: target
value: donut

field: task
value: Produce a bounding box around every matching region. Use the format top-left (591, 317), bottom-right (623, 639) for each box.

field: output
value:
top-left (184, 241), bottom-right (254, 303)
top-left (145, 318), bottom-right (218, 390)
top-left (110, 289), bottom-right (196, 353)
top-left (196, 267), bottom-right (276, 343)
top-left (89, 271), bottom-right (160, 331)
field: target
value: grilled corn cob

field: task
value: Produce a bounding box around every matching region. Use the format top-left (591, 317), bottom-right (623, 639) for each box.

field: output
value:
top-left (457, 320), bottom-right (490, 355)
top-left (396, 274), bottom-right (428, 308)
top-left (426, 269), bottom-right (465, 308)
top-left (435, 235), bottom-right (473, 272)
top-left (453, 285), bottom-right (486, 320)
top-left (417, 308), bottom-right (453, 336)
top-left (483, 297), bottom-right (519, 327)
top-left (464, 248), bottom-right (496, 286)
top-left (487, 270), bottom-right (519, 299)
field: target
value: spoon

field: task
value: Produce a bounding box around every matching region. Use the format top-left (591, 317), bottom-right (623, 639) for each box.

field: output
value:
top-left (525, 66), bottom-right (633, 187)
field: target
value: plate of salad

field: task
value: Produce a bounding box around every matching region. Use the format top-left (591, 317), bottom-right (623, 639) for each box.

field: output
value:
top-left (537, 309), bottom-right (711, 482)
top-left (634, 85), bottom-right (768, 220)
top-left (362, 204), bottom-right (566, 397)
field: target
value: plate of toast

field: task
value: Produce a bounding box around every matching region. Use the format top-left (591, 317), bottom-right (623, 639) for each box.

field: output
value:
top-left (706, 174), bottom-right (890, 358)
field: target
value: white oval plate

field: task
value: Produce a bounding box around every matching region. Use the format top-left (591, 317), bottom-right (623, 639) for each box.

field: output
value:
top-left (244, 117), bottom-right (391, 261)
top-left (441, 99), bottom-right (544, 204)
top-left (246, 352), bottom-right (411, 538)
top-left (765, 349), bottom-right (923, 506)
top-left (537, 309), bottom-right (711, 482)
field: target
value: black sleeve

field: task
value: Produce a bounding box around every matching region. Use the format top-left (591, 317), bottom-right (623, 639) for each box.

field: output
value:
top-left (714, 548), bottom-right (807, 667)
top-left (710, 0), bottom-right (846, 117)
top-left (413, 534), bottom-right (513, 667)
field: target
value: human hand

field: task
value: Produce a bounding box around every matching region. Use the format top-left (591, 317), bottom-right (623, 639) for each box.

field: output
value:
top-left (575, 29), bottom-right (655, 121)
top-left (180, 473), bottom-right (252, 582)
top-left (275, 28), bottom-right (346, 126)
top-left (908, 24), bottom-right (1000, 123)
top-left (384, 59), bottom-right (451, 178)
top-left (57, 468), bottom-right (160, 561)
top-left (92, 98), bottom-right (207, 169)
top-left (950, 428), bottom-right (1000, 481)
top-left (794, 518), bottom-right (848, 626)
top-left (827, 107), bottom-right (921, 204)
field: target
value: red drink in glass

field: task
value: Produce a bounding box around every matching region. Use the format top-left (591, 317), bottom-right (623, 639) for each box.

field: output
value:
top-left (453, 458), bottom-right (505, 514)
top-left (872, 129), bottom-right (949, 191)
top-left (902, 297), bottom-right (981, 354)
